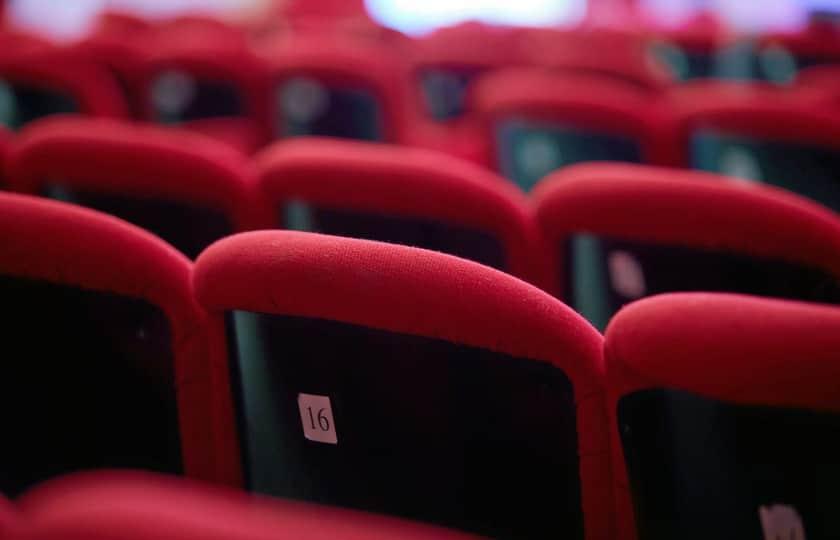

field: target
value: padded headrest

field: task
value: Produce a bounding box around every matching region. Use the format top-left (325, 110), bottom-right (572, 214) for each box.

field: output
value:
top-left (519, 29), bottom-right (669, 91)
top-left (0, 192), bottom-right (195, 324)
top-left (605, 292), bottom-right (840, 412)
top-left (411, 23), bottom-right (524, 68)
top-left (0, 47), bottom-right (128, 118)
top-left (668, 81), bottom-right (840, 147)
top-left (194, 230), bottom-right (603, 394)
top-left (533, 162), bottom-right (840, 294)
top-left (759, 29), bottom-right (840, 59)
top-left (253, 138), bottom-right (540, 281)
top-left (473, 68), bottom-right (668, 154)
top-left (7, 117), bottom-right (256, 228)
top-left (13, 471), bottom-right (480, 540)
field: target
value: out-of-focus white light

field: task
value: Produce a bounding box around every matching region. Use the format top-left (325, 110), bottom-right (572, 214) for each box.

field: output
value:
top-left (364, 0), bottom-right (587, 35)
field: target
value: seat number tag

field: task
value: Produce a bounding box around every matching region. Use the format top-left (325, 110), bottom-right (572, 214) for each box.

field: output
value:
top-left (298, 393), bottom-right (338, 444)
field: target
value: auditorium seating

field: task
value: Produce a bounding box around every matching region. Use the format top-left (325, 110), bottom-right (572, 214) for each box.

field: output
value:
top-left (194, 231), bottom-right (611, 540)
top-left (0, 46), bottom-right (128, 130)
top-left (669, 81), bottom-right (840, 211)
top-left (253, 138), bottom-right (543, 284)
top-left (7, 117), bottom-right (255, 259)
top-left (533, 163), bottom-right (840, 329)
top-left (256, 33), bottom-right (418, 144)
top-left (605, 293), bottom-right (840, 539)
top-left (8, 471), bottom-right (480, 540)
top-left (137, 30), bottom-right (265, 153)
top-left (0, 193), bottom-right (233, 497)
top-left (474, 69), bottom-right (670, 190)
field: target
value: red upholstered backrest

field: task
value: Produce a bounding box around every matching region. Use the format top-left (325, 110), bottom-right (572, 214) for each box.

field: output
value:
top-left (604, 292), bottom-right (840, 540)
top-left (667, 81), bottom-right (840, 165)
top-left (11, 471), bottom-right (479, 540)
top-left (0, 46), bottom-right (128, 119)
top-left (532, 162), bottom-right (840, 298)
top-left (473, 69), bottom-right (674, 168)
top-left (193, 230), bottom-right (611, 539)
top-left (257, 33), bottom-right (419, 144)
top-left (0, 193), bottom-right (239, 486)
top-left (7, 117), bottom-right (257, 230)
top-left (253, 137), bottom-right (545, 285)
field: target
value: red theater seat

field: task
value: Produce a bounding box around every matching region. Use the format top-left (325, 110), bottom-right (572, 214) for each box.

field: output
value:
top-left (533, 163), bottom-right (840, 330)
top-left (646, 12), bottom-right (731, 81)
top-left (520, 28), bottom-right (669, 91)
top-left (256, 33), bottom-right (419, 144)
top-left (669, 81), bottom-right (840, 211)
top-left (411, 22), bottom-right (524, 122)
top-left (10, 471), bottom-right (479, 540)
top-left (0, 194), bottom-right (236, 497)
top-left (0, 46), bottom-right (128, 130)
top-left (757, 23), bottom-right (840, 84)
top-left (138, 33), bottom-right (265, 153)
top-left (194, 231), bottom-right (611, 540)
top-left (253, 138), bottom-right (543, 284)
top-left (7, 117), bottom-right (255, 259)
top-left (605, 293), bottom-right (840, 540)
top-left (473, 69), bottom-right (670, 191)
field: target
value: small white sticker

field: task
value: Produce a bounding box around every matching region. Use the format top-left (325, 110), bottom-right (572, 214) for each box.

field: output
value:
top-left (759, 504), bottom-right (806, 540)
top-left (297, 393), bottom-right (338, 444)
top-left (608, 250), bottom-right (646, 299)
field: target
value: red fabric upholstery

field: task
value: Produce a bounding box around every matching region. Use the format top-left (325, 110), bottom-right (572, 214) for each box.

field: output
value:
top-left (139, 35), bottom-right (265, 153)
top-left (6, 117), bottom-right (258, 231)
top-left (411, 22), bottom-right (525, 71)
top-left (0, 46), bottom-right (128, 119)
top-left (604, 292), bottom-right (840, 540)
top-left (10, 471), bottom-right (480, 540)
top-left (532, 162), bottom-right (840, 298)
top-left (519, 28), bottom-right (670, 91)
top-left (193, 230), bottom-right (612, 539)
top-left (0, 193), bottom-right (239, 486)
top-left (0, 494), bottom-right (16, 536)
top-left (256, 33), bottom-right (421, 144)
top-left (473, 69), bottom-right (674, 169)
top-left (759, 26), bottom-right (840, 64)
top-left (253, 137), bottom-right (545, 285)
top-left (667, 81), bottom-right (840, 165)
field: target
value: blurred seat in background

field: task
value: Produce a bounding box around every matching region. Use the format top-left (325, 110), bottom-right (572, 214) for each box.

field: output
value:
top-left (0, 44), bottom-right (128, 130)
top-left (520, 27), bottom-right (670, 91)
top-left (606, 293), bottom-right (840, 540)
top-left (669, 80), bottom-right (840, 212)
top-left (533, 162), bottom-right (840, 330)
top-left (474, 69), bottom-right (670, 191)
top-left (253, 137), bottom-right (544, 284)
top-left (645, 12), bottom-right (732, 81)
top-left (70, 10), bottom-right (153, 119)
top-left (194, 230), bottom-right (612, 540)
top-left (255, 32), bottom-right (419, 145)
top-left (7, 117), bottom-right (256, 259)
top-left (137, 24), bottom-right (265, 153)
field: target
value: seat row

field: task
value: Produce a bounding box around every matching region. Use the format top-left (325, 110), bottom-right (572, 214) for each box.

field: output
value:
top-left (3, 31), bottom-right (840, 210)
top-left (1, 192), bottom-right (838, 539)
top-left (2, 116), bottom-right (840, 334)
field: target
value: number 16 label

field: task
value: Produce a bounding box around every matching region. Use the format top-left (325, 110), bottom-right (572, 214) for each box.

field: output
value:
top-left (297, 393), bottom-right (338, 444)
